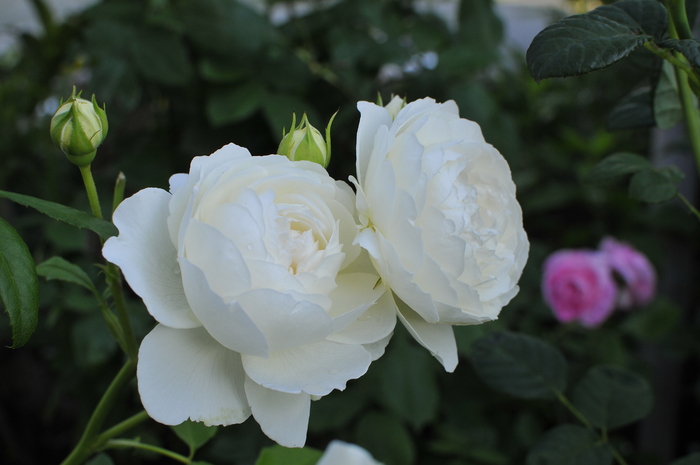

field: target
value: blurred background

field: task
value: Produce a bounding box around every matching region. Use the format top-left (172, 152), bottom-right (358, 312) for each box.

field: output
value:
top-left (1, 0), bottom-right (699, 464)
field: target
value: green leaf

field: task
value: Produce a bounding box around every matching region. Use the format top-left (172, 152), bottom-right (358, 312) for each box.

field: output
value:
top-left (0, 190), bottom-right (117, 239)
top-left (660, 39), bottom-right (700, 68)
top-left (178, 0), bottom-right (278, 55)
top-left (199, 58), bottom-right (248, 83)
top-left (86, 453), bottom-right (115, 465)
top-left (527, 0), bottom-right (667, 82)
top-left (0, 217), bottom-right (39, 348)
top-left (376, 335), bottom-right (440, 429)
top-left (471, 332), bottom-right (567, 399)
top-left (672, 453), bottom-right (700, 465)
top-left (622, 297), bottom-right (680, 342)
top-left (572, 365), bottom-right (653, 430)
top-left (526, 424), bottom-right (613, 465)
top-left (585, 152), bottom-right (652, 185)
top-left (130, 28), bottom-right (192, 86)
top-left (606, 85), bottom-right (655, 129)
top-left (171, 420), bottom-right (218, 454)
top-left (654, 61), bottom-right (685, 129)
top-left (628, 168), bottom-right (679, 203)
top-left (206, 82), bottom-right (264, 127)
top-left (356, 413), bottom-right (415, 465)
top-left (254, 445), bottom-right (323, 465)
top-left (72, 314), bottom-right (118, 367)
top-left (37, 256), bottom-right (98, 295)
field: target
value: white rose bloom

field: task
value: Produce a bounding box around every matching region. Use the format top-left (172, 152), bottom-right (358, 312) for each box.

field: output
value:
top-left (317, 440), bottom-right (382, 465)
top-left (353, 97), bottom-right (529, 372)
top-left (103, 143), bottom-right (396, 447)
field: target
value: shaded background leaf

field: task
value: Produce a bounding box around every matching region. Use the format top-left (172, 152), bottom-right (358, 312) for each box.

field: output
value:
top-left (0, 217), bottom-right (39, 348)
top-left (471, 332), bottom-right (567, 399)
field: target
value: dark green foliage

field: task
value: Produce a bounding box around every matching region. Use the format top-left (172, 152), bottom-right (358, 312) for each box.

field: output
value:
top-left (527, 0), bottom-right (667, 82)
top-left (254, 445), bottom-right (322, 465)
top-left (0, 217), bottom-right (39, 348)
top-left (572, 365), bottom-right (653, 429)
top-left (471, 332), bottom-right (567, 399)
top-left (526, 425), bottom-right (613, 465)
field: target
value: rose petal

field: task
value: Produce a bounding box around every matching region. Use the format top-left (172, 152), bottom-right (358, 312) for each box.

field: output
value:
top-left (241, 340), bottom-right (372, 396)
top-left (317, 441), bottom-right (379, 465)
top-left (356, 102), bottom-right (392, 184)
top-left (236, 288), bottom-right (333, 351)
top-left (103, 188), bottom-right (199, 329)
top-left (375, 232), bottom-right (440, 323)
top-left (329, 286), bottom-right (397, 345)
top-left (244, 377), bottom-right (310, 448)
top-left (184, 219), bottom-right (252, 299)
top-left (137, 325), bottom-right (250, 426)
top-left (363, 332), bottom-right (393, 361)
top-left (327, 272), bottom-right (385, 329)
top-left (179, 258), bottom-right (269, 357)
top-left (396, 299), bottom-right (458, 372)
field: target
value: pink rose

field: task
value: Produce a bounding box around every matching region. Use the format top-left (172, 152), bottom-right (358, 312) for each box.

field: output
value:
top-left (600, 237), bottom-right (656, 308)
top-left (542, 250), bottom-right (616, 327)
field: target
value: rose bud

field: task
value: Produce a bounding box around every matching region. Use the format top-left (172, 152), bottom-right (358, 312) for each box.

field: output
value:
top-left (50, 87), bottom-right (108, 166)
top-left (278, 112), bottom-right (335, 168)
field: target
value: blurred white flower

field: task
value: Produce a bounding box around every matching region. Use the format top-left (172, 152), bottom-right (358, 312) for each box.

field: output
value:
top-left (317, 441), bottom-right (382, 465)
top-left (353, 96), bottom-right (529, 371)
top-left (103, 144), bottom-right (395, 447)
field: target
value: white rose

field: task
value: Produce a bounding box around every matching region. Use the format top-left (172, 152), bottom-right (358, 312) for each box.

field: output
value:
top-left (317, 441), bottom-right (383, 465)
top-left (353, 97), bottom-right (529, 371)
top-left (103, 143), bottom-right (396, 447)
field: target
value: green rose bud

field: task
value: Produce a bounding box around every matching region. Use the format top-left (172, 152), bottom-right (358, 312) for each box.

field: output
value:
top-left (278, 112), bottom-right (336, 168)
top-left (50, 87), bottom-right (108, 166)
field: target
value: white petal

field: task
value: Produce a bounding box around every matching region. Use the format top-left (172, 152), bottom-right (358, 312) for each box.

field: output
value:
top-left (137, 325), bottom-right (250, 426)
top-left (356, 101), bottom-right (392, 184)
top-left (184, 220), bottom-right (252, 299)
top-left (363, 332), bottom-right (393, 361)
top-left (103, 188), bottom-right (199, 329)
top-left (179, 258), bottom-right (269, 357)
top-left (329, 286), bottom-right (397, 345)
top-left (376, 232), bottom-right (440, 323)
top-left (241, 340), bottom-right (372, 396)
top-left (327, 272), bottom-right (385, 330)
top-left (396, 299), bottom-right (458, 372)
top-left (244, 377), bottom-right (310, 448)
top-left (318, 441), bottom-right (380, 465)
top-left (169, 173), bottom-right (188, 194)
top-left (237, 288), bottom-right (333, 351)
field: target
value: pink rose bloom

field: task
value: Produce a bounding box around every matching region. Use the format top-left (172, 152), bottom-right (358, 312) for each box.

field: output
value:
top-left (542, 250), bottom-right (616, 327)
top-left (600, 237), bottom-right (656, 308)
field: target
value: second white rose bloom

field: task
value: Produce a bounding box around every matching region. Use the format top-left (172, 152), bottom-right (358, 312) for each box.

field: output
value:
top-left (353, 97), bottom-right (529, 371)
top-left (103, 144), bottom-right (396, 448)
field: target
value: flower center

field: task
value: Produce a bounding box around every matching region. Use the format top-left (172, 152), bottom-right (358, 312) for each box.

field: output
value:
top-left (277, 218), bottom-right (325, 275)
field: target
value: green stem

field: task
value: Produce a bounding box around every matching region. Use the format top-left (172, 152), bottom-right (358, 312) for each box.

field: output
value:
top-left (674, 56), bottom-right (700, 179)
top-left (60, 360), bottom-right (137, 465)
top-left (555, 391), bottom-right (594, 431)
top-left (611, 447), bottom-right (630, 465)
top-left (95, 411), bottom-right (150, 446)
top-left (678, 192), bottom-right (700, 221)
top-left (667, 0), bottom-right (694, 41)
top-left (101, 439), bottom-right (191, 464)
top-left (79, 164), bottom-right (103, 220)
top-left (28, 0), bottom-right (55, 34)
top-left (106, 262), bottom-right (139, 360)
top-left (643, 42), bottom-right (700, 90)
